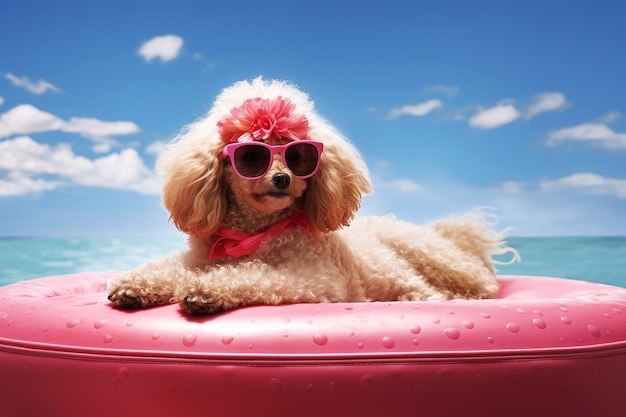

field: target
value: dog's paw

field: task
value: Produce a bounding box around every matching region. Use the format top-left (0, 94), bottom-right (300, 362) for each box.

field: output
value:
top-left (179, 294), bottom-right (227, 315)
top-left (108, 287), bottom-right (150, 309)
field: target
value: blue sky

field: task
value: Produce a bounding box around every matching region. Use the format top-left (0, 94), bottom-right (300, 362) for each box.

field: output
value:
top-left (1, 0), bottom-right (625, 237)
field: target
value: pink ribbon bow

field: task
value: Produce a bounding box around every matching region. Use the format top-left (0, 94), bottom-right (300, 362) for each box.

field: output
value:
top-left (209, 211), bottom-right (315, 259)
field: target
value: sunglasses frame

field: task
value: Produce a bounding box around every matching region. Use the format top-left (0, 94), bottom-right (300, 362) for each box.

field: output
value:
top-left (222, 140), bottom-right (324, 180)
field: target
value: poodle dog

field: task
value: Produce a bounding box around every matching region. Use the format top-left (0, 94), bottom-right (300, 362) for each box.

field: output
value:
top-left (108, 78), bottom-right (516, 315)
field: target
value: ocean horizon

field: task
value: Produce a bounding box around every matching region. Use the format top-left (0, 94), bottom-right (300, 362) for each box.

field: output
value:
top-left (1, 236), bottom-right (625, 289)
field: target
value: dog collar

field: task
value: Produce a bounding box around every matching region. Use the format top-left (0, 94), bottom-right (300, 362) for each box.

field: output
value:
top-left (209, 210), bottom-right (315, 259)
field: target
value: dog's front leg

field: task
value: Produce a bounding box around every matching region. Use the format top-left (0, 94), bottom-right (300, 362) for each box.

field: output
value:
top-left (108, 253), bottom-right (186, 309)
top-left (178, 258), bottom-right (347, 315)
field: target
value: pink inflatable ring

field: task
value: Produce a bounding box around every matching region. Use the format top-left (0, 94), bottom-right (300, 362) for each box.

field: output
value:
top-left (1, 272), bottom-right (626, 417)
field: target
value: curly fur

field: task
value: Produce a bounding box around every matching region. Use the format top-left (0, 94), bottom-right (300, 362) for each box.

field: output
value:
top-left (108, 78), bottom-right (518, 315)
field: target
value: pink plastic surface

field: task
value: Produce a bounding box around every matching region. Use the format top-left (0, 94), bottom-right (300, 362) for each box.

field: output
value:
top-left (1, 272), bottom-right (626, 417)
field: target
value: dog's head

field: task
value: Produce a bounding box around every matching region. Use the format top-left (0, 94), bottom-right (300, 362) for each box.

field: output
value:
top-left (157, 78), bottom-right (372, 236)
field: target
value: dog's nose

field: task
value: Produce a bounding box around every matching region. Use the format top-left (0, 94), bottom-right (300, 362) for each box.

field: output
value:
top-left (272, 173), bottom-right (291, 189)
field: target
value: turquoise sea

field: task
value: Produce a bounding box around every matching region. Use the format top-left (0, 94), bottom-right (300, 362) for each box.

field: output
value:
top-left (0, 236), bottom-right (625, 288)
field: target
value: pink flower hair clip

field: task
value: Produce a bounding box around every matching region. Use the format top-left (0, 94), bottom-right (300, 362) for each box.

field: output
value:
top-left (217, 96), bottom-right (309, 143)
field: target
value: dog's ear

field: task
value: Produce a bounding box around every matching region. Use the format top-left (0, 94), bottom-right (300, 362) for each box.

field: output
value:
top-left (304, 119), bottom-right (372, 232)
top-left (157, 124), bottom-right (227, 236)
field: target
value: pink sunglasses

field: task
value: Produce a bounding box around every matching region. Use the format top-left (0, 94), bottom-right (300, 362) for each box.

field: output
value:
top-left (223, 140), bottom-right (324, 180)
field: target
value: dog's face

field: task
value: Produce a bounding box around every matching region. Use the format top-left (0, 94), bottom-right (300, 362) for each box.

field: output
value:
top-left (158, 78), bottom-right (373, 237)
top-left (223, 138), bottom-right (308, 215)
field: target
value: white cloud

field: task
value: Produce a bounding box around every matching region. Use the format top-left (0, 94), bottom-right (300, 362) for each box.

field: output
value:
top-left (5, 72), bottom-right (61, 95)
top-left (387, 99), bottom-right (442, 119)
top-left (469, 104), bottom-right (521, 129)
top-left (138, 35), bottom-right (184, 62)
top-left (0, 104), bottom-right (140, 152)
top-left (547, 123), bottom-right (626, 150)
top-left (0, 136), bottom-right (161, 196)
top-left (447, 105), bottom-right (476, 121)
top-left (0, 104), bottom-right (64, 137)
top-left (63, 117), bottom-right (140, 153)
top-left (459, 92), bottom-right (566, 129)
top-left (424, 85), bottom-right (458, 96)
top-left (0, 171), bottom-right (61, 196)
top-left (63, 117), bottom-right (140, 139)
top-left (598, 111), bottom-right (620, 124)
top-left (540, 173), bottom-right (626, 199)
top-left (369, 161), bottom-right (423, 193)
top-left (146, 140), bottom-right (167, 154)
top-left (389, 178), bottom-right (423, 192)
top-left (524, 92), bottom-right (567, 118)
top-left (499, 173), bottom-right (626, 200)
top-left (499, 180), bottom-right (527, 193)
top-left (0, 96), bottom-right (4, 105)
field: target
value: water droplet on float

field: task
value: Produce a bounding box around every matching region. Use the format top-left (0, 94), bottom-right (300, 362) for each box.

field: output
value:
top-left (360, 375), bottom-right (375, 387)
top-left (94, 319), bottom-right (108, 329)
top-left (462, 320), bottom-right (475, 330)
top-left (151, 333), bottom-right (160, 341)
top-left (506, 323), bottom-right (520, 333)
top-left (532, 318), bottom-right (547, 329)
top-left (444, 328), bottom-right (461, 340)
top-left (409, 325), bottom-right (421, 334)
top-left (183, 334), bottom-right (198, 347)
top-left (381, 336), bottom-right (396, 349)
top-left (66, 319), bottom-right (80, 328)
top-left (117, 367), bottom-right (129, 380)
top-left (357, 342), bottom-right (365, 350)
top-left (221, 335), bottom-right (234, 345)
top-left (587, 324), bottom-right (602, 338)
top-left (480, 313), bottom-right (491, 319)
top-left (487, 336), bottom-right (495, 344)
top-left (561, 317), bottom-right (572, 325)
top-left (313, 333), bottom-right (328, 346)
top-left (269, 378), bottom-right (282, 389)
top-left (126, 320), bottom-right (134, 327)
top-left (431, 317), bottom-right (441, 324)
top-left (103, 334), bottom-right (113, 343)
top-left (114, 366), bottom-right (129, 386)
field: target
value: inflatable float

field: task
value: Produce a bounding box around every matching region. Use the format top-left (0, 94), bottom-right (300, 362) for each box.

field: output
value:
top-left (1, 272), bottom-right (626, 417)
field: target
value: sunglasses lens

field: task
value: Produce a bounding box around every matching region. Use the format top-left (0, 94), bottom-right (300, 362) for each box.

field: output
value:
top-left (285, 143), bottom-right (320, 177)
top-left (233, 145), bottom-right (271, 178)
